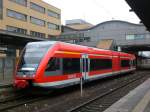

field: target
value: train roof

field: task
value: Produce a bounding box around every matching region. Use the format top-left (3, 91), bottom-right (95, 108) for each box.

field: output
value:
top-left (26, 41), bottom-right (135, 57)
top-left (27, 41), bottom-right (57, 46)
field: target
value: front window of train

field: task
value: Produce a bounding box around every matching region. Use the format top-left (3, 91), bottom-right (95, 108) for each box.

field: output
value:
top-left (17, 42), bottom-right (53, 76)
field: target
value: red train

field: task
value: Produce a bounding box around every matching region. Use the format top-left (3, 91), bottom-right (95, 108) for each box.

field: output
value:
top-left (14, 41), bottom-right (136, 89)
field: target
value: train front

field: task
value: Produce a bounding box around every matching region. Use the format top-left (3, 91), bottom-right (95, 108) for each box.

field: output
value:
top-left (14, 41), bottom-right (54, 89)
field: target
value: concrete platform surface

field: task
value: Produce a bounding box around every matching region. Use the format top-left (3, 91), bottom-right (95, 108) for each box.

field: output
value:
top-left (0, 80), bottom-right (14, 101)
top-left (104, 78), bottom-right (150, 112)
top-left (0, 80), bottom-right (12, 87)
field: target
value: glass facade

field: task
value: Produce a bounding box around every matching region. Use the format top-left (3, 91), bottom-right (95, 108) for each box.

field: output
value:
top-left (0, 0), bottom-right (3, 19)
top-left (30, 2), bottom-right (45, 13)
top-left (9, 0), bottom-right (27, 6)
top-left (126, 34), bottom-right (145, 40)
top-left (59, 33), bottom-right (90, 43)
top-left (30, 30), bottom-right (45, 38)
top-left (126, 34), bottom-right (134, 40)
top-left (47, 10), bottom-right (60, 18)
top-left (7, 9), bottom-right (27, 21)
top-left (48, 22), bottom-right (60, 30)
top-left (135, 34), bottom-right (144, 39)
top-left (30, 17), bottom-right (45, 26)
top-left (7, 26), bottom-right (27, 34)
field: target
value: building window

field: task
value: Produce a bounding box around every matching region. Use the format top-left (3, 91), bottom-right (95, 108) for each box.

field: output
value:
top-left (126, 34), bottom-right (145, 40)
top-left (63, 58), bottom-right (80, 74)
top-left (135, 34), bottom-right (144, 40)
top-left (30, 17), bottom-right (45, 26)
top-left (79, 38), bottom-right (84, 42)
top-left (9, 0), bottom-right (27, 6)
top-left (0, 0), bottom-right (2, 19)
top-left (30, 2), bottom-right (45, 13)
top-left (85, 37), bottom-right (91, 42)
top-left (121, 60), bottom-right (130, 67)
top-left (47, 10), bottom-right (60, 18)
top-left (30, 30), bottom-right (45, 38)
top-left (48, 22), bottom-right (60, 30)
top-left (90, 59), bottom-right (112, 71)
top-left (126, 34), bottom-right (134, 40)
top-left (7, 26), bottom-right (27, 35)
top-left (7, 9), bottom-right (27, 21)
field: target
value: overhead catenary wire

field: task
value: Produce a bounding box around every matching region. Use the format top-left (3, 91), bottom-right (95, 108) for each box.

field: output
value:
top-left (90, 0), bottom-right (116, 20)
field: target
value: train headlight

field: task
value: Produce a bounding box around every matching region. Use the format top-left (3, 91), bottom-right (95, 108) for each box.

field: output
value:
top-left (23, 75), bottom-right (26, 78)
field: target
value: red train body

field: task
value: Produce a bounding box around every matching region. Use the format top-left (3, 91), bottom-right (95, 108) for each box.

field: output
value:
top-left (14, 41), bottom-right (136, 89)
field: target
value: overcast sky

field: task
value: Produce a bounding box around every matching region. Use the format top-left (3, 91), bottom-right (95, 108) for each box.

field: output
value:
top-left (43, 0), bottom-right (140, 25)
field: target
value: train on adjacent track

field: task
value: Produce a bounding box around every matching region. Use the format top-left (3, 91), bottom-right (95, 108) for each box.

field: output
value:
top-left (14, 41), bottom-right (136, 89)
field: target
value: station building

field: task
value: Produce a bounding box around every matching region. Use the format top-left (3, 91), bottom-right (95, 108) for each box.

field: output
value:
top-left (61, 20), bottom-right (150, 51)
top-left (65, 19), bottom-right (93, 30)
top-left (0, 0), bottom-right (61, 38)
top-left (0, 0), bottom-right (61, 83)
top-left (60, 20), bottom-right (150, 69)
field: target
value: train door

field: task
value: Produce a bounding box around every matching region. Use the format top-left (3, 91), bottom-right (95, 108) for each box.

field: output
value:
top-left (81, 54), bottom-right (89, 80)
top-left (118, 54), bottom-right (121, 71)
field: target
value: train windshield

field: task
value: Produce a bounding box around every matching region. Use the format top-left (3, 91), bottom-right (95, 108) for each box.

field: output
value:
top-left (17, 42), bottom-right (54, 76)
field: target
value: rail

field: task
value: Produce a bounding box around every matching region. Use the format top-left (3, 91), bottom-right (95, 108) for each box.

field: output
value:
top-left (68, 72), bottom-right (149, 112)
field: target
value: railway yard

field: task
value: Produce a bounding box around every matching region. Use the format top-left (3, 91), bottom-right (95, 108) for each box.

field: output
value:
top-left (0, 70), bottom-right (150, 112)
top-left (0, 0), bottom-right (150, 112)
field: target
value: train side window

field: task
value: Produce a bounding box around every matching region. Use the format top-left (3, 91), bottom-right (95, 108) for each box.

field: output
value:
top-left (121, 60), bottom-right (130, 67)
top-left (45, 57), bottom-right (61, 76)
top-left (63, 58), bottom-right (80, 74)
top-left (46, 57), bottom-right (60, 71)
top-left (90, 59), bottom-right (112, 71)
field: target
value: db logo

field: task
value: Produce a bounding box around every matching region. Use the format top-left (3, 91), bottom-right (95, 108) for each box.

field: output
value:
top-left (68, 74), bottom-right (76, 79)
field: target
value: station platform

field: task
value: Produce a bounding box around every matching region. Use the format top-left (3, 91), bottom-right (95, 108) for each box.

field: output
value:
top-left (104, 78), bottom-right (150, 112)
top-left (0, 80), bottom-right (12, 88)
top-left (0, 80), bottom-right (14, 101)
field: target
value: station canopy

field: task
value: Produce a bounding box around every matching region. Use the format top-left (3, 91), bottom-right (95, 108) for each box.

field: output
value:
top-left (0, 30), bottom-right (48, 48)
top-left (125, 0), bottom-right (150, 31)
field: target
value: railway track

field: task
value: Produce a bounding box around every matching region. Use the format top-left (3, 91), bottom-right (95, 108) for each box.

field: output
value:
top-left (0, 94), bottom-right (48, 111)
top-left (0, 94), bottom-right (26, 103)
top-left (68, 72), bottom-right (150, 112)
top-left (0, 87), bottom-right (40, 103)
top-left (1, 71), bottom-right (150, 112)
top-left (0, 85), bottom-right (24, 103)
